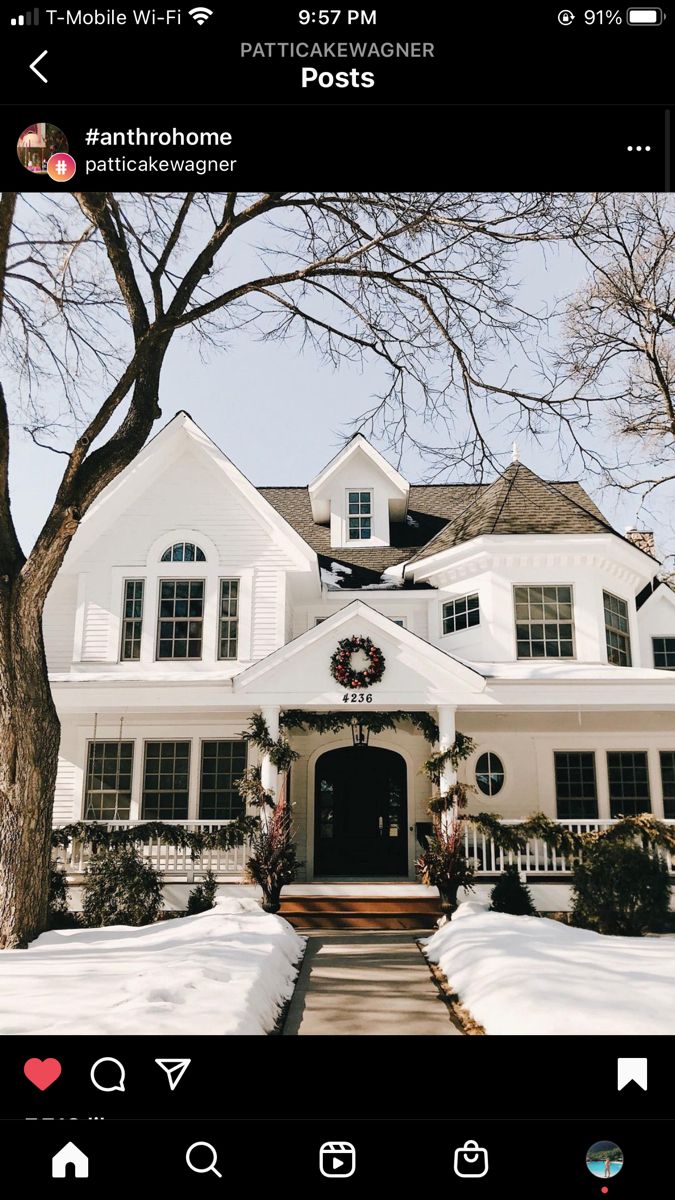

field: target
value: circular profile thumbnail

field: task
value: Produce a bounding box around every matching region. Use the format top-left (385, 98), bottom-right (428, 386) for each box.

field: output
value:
top-left (17, 123), bottom-right (68, 174)
top-left (586, 1140), bottom-right (624, 1180)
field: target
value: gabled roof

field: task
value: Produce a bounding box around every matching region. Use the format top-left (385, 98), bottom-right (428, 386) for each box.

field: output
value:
top-left (233, 599), bottom-right (486, 695)
top-left (308, 432), bottom-right (409, 497)
top-left (66, 412), bottom-right (319, 575)
top-left (636, 577), bottom-right (675, 612)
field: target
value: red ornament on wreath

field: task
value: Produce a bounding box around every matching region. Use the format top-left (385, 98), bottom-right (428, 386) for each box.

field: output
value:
top-left (330, 635), bottom-right (386, 689)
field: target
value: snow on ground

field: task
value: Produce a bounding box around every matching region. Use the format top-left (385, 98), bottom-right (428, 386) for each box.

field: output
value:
top-left (423, 901), bottom-right (675, 1035)
top-left (0, 899), bottom-right (305, 1036)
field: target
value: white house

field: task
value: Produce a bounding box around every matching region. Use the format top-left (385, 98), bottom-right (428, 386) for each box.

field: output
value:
top-left (46, 412), bottom-right (675, 913)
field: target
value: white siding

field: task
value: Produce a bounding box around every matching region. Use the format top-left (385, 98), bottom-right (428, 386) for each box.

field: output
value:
top-left (638, 589), bottom-right (675, 667)
top-left (43, 576), bottom-right (77, 671)
top-left (72, 447), bottom-right (300, 667)
top-left (252, 571), bottom-right (284, 659)
top-left (81, 600), bottom-right (113, 661)
top-left (94, 448), bottom-right (299, 572)
top-left (53, 756), bottom-right (77, 823)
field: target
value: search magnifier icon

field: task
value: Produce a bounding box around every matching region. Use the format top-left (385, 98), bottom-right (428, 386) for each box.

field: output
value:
top-left (186, 1142), bottom-right (222, 1178)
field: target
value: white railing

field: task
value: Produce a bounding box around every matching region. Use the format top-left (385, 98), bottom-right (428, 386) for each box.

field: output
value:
top-left (53, 820), bottom-right (248, 879)
top-left (55, 817), bottom-right (675, 881)
top-left (465, 818), bottom-right (675, 876)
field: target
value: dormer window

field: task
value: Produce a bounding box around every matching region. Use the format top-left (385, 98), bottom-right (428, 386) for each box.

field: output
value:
top-left (347, 490), bottom-right (372, 540)
top-left (161, 541), bottom-right (206, 562)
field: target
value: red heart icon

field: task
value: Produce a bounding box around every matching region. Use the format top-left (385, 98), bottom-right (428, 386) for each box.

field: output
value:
top-left (23, 1057), bottom-right (62, 1091)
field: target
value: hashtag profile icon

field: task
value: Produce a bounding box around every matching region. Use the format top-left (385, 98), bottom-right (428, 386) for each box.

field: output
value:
top-left (47, 152), bottom-right (76, 182)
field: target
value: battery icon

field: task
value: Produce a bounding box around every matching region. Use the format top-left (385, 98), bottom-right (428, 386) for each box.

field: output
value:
top-left (626, 7), bottom-right (663, 22)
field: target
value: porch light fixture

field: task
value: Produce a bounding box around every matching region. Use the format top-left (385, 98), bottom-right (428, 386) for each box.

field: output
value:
top-left (351, 720), bottom-right (370, 747)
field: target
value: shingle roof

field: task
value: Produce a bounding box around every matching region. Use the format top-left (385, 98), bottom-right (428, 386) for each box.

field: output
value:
top-left (260, 464), bottom-right (614, 588)
top-left (405, 463), bottom-right (612, 563)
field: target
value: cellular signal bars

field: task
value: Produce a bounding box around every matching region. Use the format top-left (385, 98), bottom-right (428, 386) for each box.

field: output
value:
top-left (11, 8), bottom-right (39, 24)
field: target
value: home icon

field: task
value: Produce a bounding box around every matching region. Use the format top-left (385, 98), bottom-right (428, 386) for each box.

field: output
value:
top-left (51, 1141), bottom-right (89, 1178)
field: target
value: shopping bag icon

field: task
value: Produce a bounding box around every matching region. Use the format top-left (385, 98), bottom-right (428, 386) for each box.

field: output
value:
top-left (454, 1139), bottom-right (489, 1178)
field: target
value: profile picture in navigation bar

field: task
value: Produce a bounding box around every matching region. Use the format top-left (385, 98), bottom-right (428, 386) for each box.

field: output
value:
top-left (586, 1140), bottom-right (624, 1181)
top-left (17, 122), bottom-right (68, 174)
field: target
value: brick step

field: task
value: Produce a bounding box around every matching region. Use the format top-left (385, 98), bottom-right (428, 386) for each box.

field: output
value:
top-left (283, 911), bottom-right (440, 931)
top-left (279, 896), bottom-right (441, 915)
top-left (279, 894), bottom-right (442, 930)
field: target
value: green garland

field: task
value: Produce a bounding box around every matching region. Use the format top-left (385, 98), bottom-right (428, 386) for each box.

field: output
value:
top-left (241, 712), bottom-right (299, 774)
top-left (465, 810), bottom-right (675, 857)
top-left (421, 732), bottom-right (476, 785)
top-left (51, 816), bottom-right (258, 854)
top-left (277, 705), bottom-right (468, 792)
top-left (280, 708), bottom-right (441, 745)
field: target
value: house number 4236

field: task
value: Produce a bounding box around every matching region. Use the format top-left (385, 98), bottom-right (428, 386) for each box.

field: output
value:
top-left (342, 693), bottom-right (374, 703)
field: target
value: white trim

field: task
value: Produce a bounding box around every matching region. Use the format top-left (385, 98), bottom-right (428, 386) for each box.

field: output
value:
top-left (155, 575), bottom-right (207, 662)
top-left (441, 590), bottom-right (481, 638)
top-left (309, 434), bottom-right (409, 500)
top-left (512, 582), bottom-right (577, 662)
top-left (407, 533), bottom-right (656, 587)
top-left (66, 412), bottom-right (320, 579)
top-left (345, 486), bottom-right (375, 544)
top-left (233, 598), bottom-right (486, 694)
top-left (473, 748), bottom-right (506, 799)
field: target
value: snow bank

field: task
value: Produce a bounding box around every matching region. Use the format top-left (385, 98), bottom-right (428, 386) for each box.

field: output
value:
top-left (423, 902), bottom-right (675, 1035)
top-left (0, 898), bottom-right (304, 1036)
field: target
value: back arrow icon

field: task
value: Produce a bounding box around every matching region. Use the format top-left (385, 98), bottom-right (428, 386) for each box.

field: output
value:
top-left (30, 50), bottom-right (48, 83)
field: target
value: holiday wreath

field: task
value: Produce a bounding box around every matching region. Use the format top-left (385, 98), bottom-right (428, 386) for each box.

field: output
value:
top-left (330, 635), bottom-right (386, 689)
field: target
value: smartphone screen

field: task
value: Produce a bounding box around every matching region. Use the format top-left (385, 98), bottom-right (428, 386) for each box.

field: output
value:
top-left (0, 2), bottom-right (673, 1191)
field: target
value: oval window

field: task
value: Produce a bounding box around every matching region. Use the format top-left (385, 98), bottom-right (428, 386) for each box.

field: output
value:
top-left (475, 751), bottom-right (504, 797)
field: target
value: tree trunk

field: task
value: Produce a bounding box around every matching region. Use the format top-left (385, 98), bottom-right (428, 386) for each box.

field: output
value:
top-left (0, 595), bottom-right (60, 948)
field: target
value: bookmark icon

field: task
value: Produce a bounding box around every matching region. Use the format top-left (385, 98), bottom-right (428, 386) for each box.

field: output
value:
top-left (617, 1057), bottom-right (648, 1091)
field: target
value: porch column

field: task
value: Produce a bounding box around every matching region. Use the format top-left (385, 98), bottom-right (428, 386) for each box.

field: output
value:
top-left (260, 705), bottom-right (280, 804)
top-left (437, 705), bottom-right (458, 833)
top-left (647, 748), bottom-right (665, 820)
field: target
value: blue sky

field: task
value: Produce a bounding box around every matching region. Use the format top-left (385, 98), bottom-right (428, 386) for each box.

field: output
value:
top-left (8, 221), bottom-right (674, 564)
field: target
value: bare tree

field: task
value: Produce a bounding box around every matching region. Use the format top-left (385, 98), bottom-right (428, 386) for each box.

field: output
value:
top-left (0, 190), bottom-right (590, 947)
top-left (556, 193), bottom-right (675, 518)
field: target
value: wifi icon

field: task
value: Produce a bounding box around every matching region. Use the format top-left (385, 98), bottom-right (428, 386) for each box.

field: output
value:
top-left (189, 6), bottom-right (213, 23)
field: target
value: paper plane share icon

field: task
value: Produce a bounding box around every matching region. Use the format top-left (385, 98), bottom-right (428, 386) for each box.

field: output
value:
top-left (155, 1058), bottom-right (191, 1091)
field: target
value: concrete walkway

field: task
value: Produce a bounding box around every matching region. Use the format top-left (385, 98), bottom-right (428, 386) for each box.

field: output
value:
top-left (282, 931), bottom-right (460, 1036)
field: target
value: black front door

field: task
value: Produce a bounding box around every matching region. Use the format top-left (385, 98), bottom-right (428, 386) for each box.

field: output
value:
top-left (314, 747), bottom-right (408, 876)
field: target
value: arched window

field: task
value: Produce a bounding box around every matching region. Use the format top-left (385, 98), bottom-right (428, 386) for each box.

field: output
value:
top-left (161, 541), bottom-right (206, 562)
top-left (475, 752), bottom-right (505, 797)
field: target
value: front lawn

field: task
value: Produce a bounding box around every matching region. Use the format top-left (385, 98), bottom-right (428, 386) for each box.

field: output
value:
top-left (423, 902), bottom-right (675, 1035)
top-left (0, 898), bottom-right (304, 1035)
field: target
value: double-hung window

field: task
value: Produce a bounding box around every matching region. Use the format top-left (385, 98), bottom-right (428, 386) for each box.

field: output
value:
top-left (142, 741), bottom-right (190, 819)
top-left (653, 637), bottom-right (675, 670)
top-left (199, 740), bottom-right (247, 819)
top-left (219, 579), bottom-right (239, 660)
top-left (347, 490), bottom-right (372, 540)
top-left (660, 751), bottom-right (675, 820)
top-left (554, 751), bottom-right (598, 819)
top-left (603, 591), bottom-right (632, 666)
top-left (84, 741), bottom-right (134, 820)
top-left (514, 585), bottom-right (574, 658)
top-left (607, 751), bottom-right (650, 817)
top-left (157, 579), bottom-right (204, 659)
top-left (121, 579), bottom-right (144, 661)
